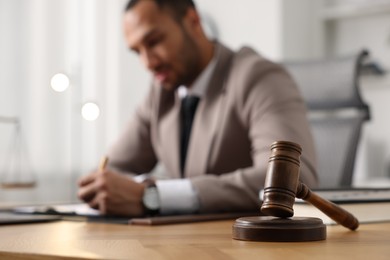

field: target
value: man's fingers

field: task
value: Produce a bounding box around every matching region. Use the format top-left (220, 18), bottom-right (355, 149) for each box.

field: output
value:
top-left (78, 179), bottom-right (102, 202)
top-left (78, 175), bottom-right (93, 187)
top-left (98, 192), bottom-right (108, 215)
top-left (88, 191), bottom-right (108, 215)
top-left (78, 170), bottom-right (100, 187)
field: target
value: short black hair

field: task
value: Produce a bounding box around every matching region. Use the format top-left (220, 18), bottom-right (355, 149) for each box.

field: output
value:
top-left (125, 0), bottom-right (196, 21)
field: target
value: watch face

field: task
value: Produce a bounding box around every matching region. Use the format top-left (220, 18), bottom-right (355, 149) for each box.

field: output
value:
top-left (143, 187), bottom-right (160, 210)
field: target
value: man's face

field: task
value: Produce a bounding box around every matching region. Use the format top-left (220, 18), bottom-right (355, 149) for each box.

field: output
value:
top-left (123, 1), bottom-right (202, 91)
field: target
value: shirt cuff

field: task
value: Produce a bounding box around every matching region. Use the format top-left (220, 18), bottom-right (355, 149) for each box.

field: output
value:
top-left (155, 179), bottom-right (200, 215)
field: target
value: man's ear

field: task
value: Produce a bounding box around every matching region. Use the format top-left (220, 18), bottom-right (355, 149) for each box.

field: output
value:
top-left (184, 8), bottom-right (202, 31)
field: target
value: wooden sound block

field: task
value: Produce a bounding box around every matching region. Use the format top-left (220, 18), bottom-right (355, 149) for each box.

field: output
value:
top-left (232, 216), bottom-right (326, 242)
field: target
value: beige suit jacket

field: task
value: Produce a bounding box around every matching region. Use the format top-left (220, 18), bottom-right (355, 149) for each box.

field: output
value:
top-left (108, 43), bottom-right (318, 213)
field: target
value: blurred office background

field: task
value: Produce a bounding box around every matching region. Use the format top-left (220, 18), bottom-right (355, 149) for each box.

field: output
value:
top-left (0, 0), bottom-right (390, 205)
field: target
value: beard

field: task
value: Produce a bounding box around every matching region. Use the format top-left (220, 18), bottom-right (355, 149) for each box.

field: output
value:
top-left (159, 27), bottom-right (203, 91)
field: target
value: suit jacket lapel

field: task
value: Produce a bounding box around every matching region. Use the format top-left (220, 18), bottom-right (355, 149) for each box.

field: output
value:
top-left (185, 44), bottom-right (234, 178)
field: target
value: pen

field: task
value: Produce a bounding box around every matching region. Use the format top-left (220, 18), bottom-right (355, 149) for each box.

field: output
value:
top-left (97, 156), bottom-right (109, 215)
top-left (99, 156), bottom-right (109, 171)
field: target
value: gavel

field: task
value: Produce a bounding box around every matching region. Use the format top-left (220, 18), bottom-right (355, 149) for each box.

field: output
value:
top-left (261, 141), bottom-right (359, 230)
top-left (233, 141), bottom-right (359, 242)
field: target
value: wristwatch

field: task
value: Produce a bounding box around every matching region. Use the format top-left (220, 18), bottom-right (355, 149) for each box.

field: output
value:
top-left (142, 180), bottom-right (160, 216)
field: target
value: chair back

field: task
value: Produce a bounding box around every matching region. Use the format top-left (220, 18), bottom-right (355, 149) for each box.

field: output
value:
top-left (284, 50), bottom-right (370, 188)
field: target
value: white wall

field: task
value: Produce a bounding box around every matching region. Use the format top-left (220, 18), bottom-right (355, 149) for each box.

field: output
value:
top-left (0, 0), bottom-right (20, 117)
top-left (281, 0), bottom-right (326, 60)
top-left (0, 0), bottom-right (21, 184)
top-left (195, 0), bottom-right (283, 60)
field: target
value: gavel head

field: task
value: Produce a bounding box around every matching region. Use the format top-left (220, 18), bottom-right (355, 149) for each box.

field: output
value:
top-left (261, 141), bottom-right (302, 218)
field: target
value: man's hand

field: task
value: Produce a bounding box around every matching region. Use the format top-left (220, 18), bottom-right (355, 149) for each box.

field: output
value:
top-left (77, 170), bottom-right (145, 217)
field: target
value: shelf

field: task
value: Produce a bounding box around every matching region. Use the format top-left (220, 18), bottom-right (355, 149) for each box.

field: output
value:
top-left (322, 2), bottom-right (390, 20)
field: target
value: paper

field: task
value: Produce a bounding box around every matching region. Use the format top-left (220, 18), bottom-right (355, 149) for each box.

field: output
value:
top-left (298, 188), bottom-right (390, 204)
top-left (14, 203), bottom-right (100, 216)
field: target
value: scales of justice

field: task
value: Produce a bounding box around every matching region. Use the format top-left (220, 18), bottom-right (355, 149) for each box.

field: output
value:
top-left (0, 116), bottom-right (36, 189)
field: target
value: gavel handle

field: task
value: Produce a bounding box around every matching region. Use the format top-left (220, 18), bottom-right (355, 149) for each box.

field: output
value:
top-left (296, 183), bottom-right (359, 230)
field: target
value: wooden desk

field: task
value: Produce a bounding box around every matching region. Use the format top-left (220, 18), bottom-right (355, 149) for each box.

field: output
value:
top-left (0, 220), bottom-right (389, 260)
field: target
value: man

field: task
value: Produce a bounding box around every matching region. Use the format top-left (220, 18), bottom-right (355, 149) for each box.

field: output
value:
top-left (78, 0), bottom-right (318, 217)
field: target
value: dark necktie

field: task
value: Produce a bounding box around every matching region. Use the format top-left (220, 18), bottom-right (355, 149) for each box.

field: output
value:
top-left (180, 95), bottom-right (200, 176)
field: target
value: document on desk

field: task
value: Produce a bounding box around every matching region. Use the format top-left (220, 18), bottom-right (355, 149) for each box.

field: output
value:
top-left (13, 203), bottom-right (257, 225)
top-left (0, 212), bottom-right (61, 225)
top-left (293, 188), bottom-right (390, 225)
top-left (309, 187), bottom-right (390, 203)
top-left (13, 203), bottom-right (133, 224)
top-left (13, 203), bottom-right (100, 217)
